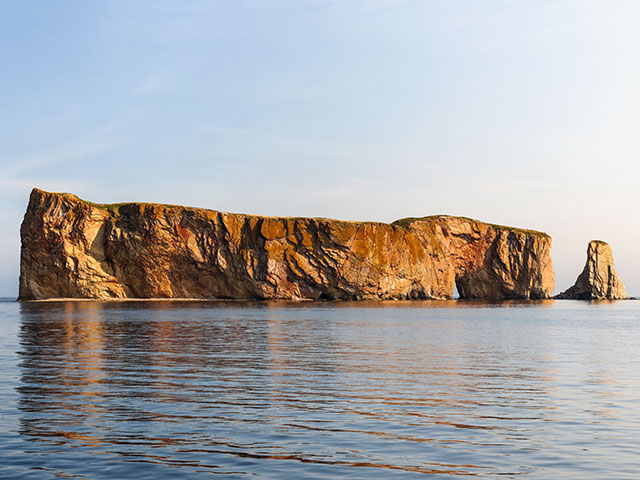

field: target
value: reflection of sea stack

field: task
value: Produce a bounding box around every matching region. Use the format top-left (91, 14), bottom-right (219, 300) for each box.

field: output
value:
top-left (556, 241), bottom-right (627, 300)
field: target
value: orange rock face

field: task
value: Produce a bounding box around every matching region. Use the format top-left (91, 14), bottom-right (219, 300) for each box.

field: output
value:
top-left (19, 189), bottom-right (554, 301)
top-left (556, 240), bottom-right (627, 300)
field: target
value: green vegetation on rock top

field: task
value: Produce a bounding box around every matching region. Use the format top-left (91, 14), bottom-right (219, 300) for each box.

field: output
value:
top-left (34, 188), bottom-right (548, 236)
top-left (391, 215), bottom-right (549, 237)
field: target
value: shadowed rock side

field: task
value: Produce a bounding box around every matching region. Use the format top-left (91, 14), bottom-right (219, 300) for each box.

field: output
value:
top-left (19, 189), bottom-right (554, 301)
top-left (556, 241), bottom-right (627, 300)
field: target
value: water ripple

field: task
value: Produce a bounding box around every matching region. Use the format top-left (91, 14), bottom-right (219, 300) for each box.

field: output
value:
top-left (1, 300), bottom-right (640, 478)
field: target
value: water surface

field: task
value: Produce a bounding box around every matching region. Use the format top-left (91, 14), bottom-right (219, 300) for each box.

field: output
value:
top-left (1, 299), bottom-right (639, 478)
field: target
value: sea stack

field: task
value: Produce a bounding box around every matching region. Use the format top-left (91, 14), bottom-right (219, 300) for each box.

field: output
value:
top-left (19, 188), bottom-right (554, 301)
top-left (556, 241), bottom-right (627, 300)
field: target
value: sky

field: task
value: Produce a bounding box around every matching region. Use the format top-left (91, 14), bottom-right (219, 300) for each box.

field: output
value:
top-left (1, 0), bottom-right (639, 297)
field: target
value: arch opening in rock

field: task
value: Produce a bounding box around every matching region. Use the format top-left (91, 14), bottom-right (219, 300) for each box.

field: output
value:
top-left (452, 282), bottom-right (460, 300)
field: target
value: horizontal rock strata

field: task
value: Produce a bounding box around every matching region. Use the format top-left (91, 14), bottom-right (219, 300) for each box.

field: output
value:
top-left (556, 240), bottom-right (627, 300)
top-left (19, 189), bottom-right (554, 301)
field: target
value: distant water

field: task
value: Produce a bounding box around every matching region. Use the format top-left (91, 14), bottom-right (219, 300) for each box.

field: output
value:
top-left (1, 300), bottom-right (640, 479)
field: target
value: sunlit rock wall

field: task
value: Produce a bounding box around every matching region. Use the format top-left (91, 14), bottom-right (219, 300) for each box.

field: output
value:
top-left (19, 189), bottom-right (554, 301)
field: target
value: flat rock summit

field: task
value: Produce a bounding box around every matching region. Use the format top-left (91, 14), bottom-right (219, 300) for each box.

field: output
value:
top-left (19, 188), bottom-right (555, 301)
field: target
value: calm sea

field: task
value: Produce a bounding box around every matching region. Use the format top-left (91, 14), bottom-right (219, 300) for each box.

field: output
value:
top-left (1, 299), bottom-right (639, 479)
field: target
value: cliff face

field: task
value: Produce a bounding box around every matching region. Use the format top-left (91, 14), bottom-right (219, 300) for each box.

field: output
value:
top-left (19, 189), bottom-right (554, 301)
top-left (556, 241), bottom-right (627, 300)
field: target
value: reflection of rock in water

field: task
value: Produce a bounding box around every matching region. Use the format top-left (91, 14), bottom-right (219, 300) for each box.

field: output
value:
top-left (13, 300), bottom-right (600, 478)
top-left (16, 301), bottom-right (296, 449)
top-left (18, 302), bottom-right (108, 447)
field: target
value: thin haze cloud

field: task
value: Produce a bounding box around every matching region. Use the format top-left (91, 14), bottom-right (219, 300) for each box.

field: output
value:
top-left (131, 73), bottom-right (173, 96)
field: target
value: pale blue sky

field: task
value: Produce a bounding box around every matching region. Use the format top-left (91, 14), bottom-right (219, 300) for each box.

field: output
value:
top-left (1, 0), bottom-right (639, 297)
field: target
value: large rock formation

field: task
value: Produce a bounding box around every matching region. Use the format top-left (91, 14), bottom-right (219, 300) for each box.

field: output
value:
top-left (556, 241), bottom-right (627, 300)
top-left (19, 188), bottom-right (554, 301)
